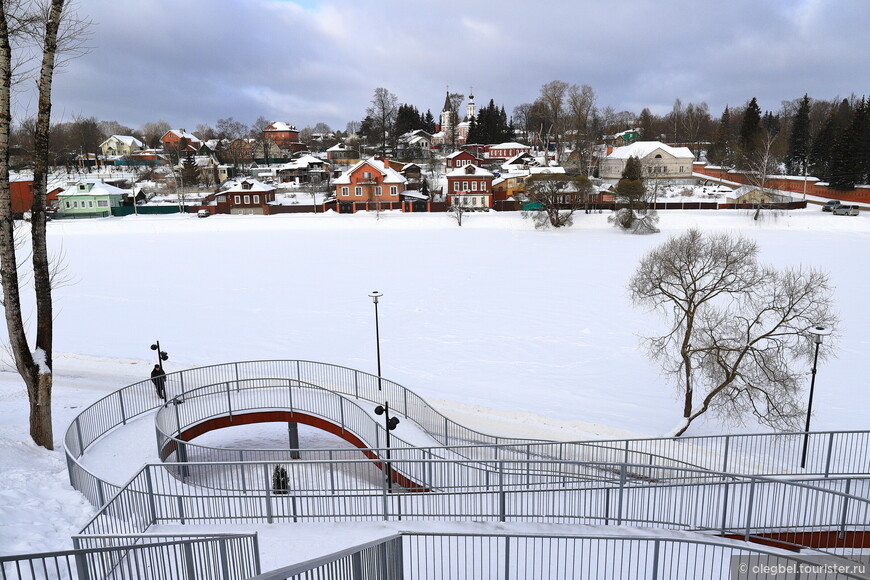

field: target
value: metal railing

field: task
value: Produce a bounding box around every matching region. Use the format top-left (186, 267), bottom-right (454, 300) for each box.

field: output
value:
top-left (77, 458), bottom-right (870, 558)
top-left (64, 360), bottom-right (870, 507)
top-left (250, 532), bottom-right (870, 580)
top-left (0, 534), bottom-right (260, 580)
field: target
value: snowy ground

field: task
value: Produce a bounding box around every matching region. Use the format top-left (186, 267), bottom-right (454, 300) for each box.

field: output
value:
top-left (1, 207), bottom-right (868, 563)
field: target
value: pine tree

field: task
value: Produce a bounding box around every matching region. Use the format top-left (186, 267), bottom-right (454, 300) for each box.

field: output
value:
top-left (423, 110), bottom-right (436, 133)
top-left (786, 94), bottom-right (811, 175)
top-left (180, 153), bottom-right (199, 186)
top-left (739, 97), bottom-right (762, 159)
top-left (828, 98), bottom-right (869, 190)
top-left (638, 108), bottom-right (654, 140)
top-left (707, 106), bottom-right (732, 166)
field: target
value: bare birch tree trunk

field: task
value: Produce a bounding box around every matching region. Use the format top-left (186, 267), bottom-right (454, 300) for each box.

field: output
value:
top-left (0, 0), bottom-right (66, 450)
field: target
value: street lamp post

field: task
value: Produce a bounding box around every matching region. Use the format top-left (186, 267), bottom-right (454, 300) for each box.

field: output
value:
top-left (800, 325), bottom-right (832, 469)
top-left (369, 291), bottom-right (383, 391)
top-left (374, 402), bottom-right (400, 491)
top-left (150, 341), bottom-right (169, 371)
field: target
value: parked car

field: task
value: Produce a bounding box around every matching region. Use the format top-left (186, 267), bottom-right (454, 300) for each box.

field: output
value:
top-left (822, 200), bottom-right (842, 211)
top-left (197, 209), bottom-right (211, 218)
top-left (832, 204), bottom-right (860, 216)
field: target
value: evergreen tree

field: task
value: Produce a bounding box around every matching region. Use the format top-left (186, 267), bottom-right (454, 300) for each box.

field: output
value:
top-left (738, 97), bottom-right (763, 159)
top-left (423, 109), bottom-right (436, 133)
top-left (786, 94), bottom-right (811, 175)
top-left (828, 98), bottom-right (869, 190)
top-left (707, 106), bottom-right (732, 166)
top-left (180, 153), bottom-right (199, 186)
top-left (638, 108), bottom-right (654, 140)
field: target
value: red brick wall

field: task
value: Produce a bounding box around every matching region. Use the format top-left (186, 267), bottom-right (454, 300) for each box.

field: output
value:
top-left (694, 164), bottom-right (870, 203)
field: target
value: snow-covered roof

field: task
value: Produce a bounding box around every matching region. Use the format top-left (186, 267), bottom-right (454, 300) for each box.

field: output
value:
top-left (529, 166), bottom-right (566, 175)
top-left (222, 178), bottom-right (276, 193)
top-left (100, 135), bottom-right (143, 148)
top-left (333, 157), bottom-right (407, 185)
top-left (446, 150), bottom-right (479, 159)
top-left (265, 122), bottom-right (298, 132)
top-left (446, 164), bottom-right (494, 178)
top-left (489, 142), bottom-right (531, 150)
top-left (57, 180), bottom-right (130, 197)
top-left (400, 189), bottom-right (427, 200)
top-left (163, 129), bottom-right (201, 144)
top-left (607, 141), bottom-right (693, 160)
top-left (327, 143), bottom-right (350, 152)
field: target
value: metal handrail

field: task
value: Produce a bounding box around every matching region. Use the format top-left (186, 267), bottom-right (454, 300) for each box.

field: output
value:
top-left (250, 532), bottom-right (870, 580)
top-left (64, 360), bottom-right (870, 507)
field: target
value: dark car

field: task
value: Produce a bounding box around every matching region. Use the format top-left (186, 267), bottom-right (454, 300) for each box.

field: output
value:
top-left (822, 200), bottom-right (842, 212)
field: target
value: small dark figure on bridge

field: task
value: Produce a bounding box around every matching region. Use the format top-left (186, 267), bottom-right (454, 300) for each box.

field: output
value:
top-left (151, 364), bottom-right (166, 400)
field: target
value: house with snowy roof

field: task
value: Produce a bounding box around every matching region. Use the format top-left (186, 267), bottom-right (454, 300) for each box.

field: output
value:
top-left (56, 180), bottom-right (129, 218)
top-left (599, 141), bottom-right (694, 181)
top-left (333, 157), bottom-right (407, 213)
top-left (275, 155), bottom-right (329, 185)
top-left (263, 122), bottom-right (305, 154)
top-left (445, 149), bottom-right (483, 170)
top-left (99, 135), bottom-right (144, 158)
top-left (485, 142), bottom-right (532, 161)
top-left (213, 178), bottom-right (276, 215)
top-left (445, 164), bottom-right (494, 209)
top-left (161, 129), bottom-right (202, 153)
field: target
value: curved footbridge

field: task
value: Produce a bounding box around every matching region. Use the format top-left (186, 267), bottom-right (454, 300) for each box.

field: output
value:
top-left (64, 360), bottom-right (870, 572)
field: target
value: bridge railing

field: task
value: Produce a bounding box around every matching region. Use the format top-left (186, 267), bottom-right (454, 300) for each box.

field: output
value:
top-left (0, 533), bottom-right (260, 580)
top-left (77, 458), bottom-right (870, 559)
top-left (64, 360), bottom-right (870, 508)
top-left (250, 532), bottom-right (870, 580)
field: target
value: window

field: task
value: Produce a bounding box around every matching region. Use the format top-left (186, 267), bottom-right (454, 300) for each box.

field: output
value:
top-left (462, 181), bottom-right (469, 191)
top-left (472, 197), bottom-right (477, 206)
top-left (234, 195), bottom-right (241, 204)
top-left (341, 186), bottom-right (349, 197)
top-left (472, 181), bottom-right (478, 191)
top-left (253, 195), bottom-right (260, 204)
top-left (73, 201), bottom-right (78, 208)
top-left (97, 200), bottom-right (108, 207)
top-left (453, 182), bottom-right (459, 192)
top-left (65, 201), bottom-right (70, 208)
top-left (390, 186), bottom-right (397, 196)
top-left (375, 186), bottom-right (382, 196)
top-left (355, 186), bottom-right (362, 196)
top-left (243, 195), bottom-right (250, 204)
top-left (362, 171), bottom-right (372, 180)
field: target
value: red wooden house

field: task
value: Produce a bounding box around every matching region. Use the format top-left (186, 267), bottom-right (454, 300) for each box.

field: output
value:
top-left (446, 164), bottom-right (494, 209)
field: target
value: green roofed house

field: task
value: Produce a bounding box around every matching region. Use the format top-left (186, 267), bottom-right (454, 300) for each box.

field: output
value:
top-left (56, 180), bottom-right (128, 218)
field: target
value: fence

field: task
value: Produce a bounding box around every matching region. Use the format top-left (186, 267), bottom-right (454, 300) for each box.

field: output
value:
top-left (0, 534), bottom-right (259, 580)
top-left (77, 458), bottom-right (870, 558)
top-left (65, 361), bottom-right (870, 508)
top-left (250, 532), bottom-right (869, 580)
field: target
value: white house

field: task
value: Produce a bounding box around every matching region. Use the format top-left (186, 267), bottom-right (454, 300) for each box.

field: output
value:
top-left (99, 135), bottom-right (144, 158)
top-left (599, 141), bottom-right (694, 181)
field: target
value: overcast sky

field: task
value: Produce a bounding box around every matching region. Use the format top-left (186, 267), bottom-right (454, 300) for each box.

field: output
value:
top-left (14, 0), bottom-right (870, 133)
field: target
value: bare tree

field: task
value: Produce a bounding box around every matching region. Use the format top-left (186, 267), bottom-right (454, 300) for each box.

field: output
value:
top-left (366, 87), bottom-right (398, 157)
top-left (1, 0), bottom-right (88, 449)
top-left (140, 119), bottom-right (170, 149)
top-left (566, 84), bottom-right (596, 173)
top-left (629, 229), bottom-right (837, 436)
top-left (742, 130), bottom-right (782, 221)
top-left (537, 80), bottom-right (569, 163)
top-left (523, 173), bottom-right (594, 228)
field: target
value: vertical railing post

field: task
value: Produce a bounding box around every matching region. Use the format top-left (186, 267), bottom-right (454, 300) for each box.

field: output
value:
top-left (75, 417), bottom-right (84, 455)
top-left (499, 461), bottom-right (506, 522)
top-left (329, 450), bottom-right (336, 494)
top-left (264, 464), bottom-right (274, 524)
top-left (145, 466), bottom-right (157, 527)
top-left (382, 463), bottom-right (389, 521)
top-left (351, 552), bottom-right (363, 580)
top-left (234, 362), bottom-right (240, 390)
top-left (824, 432), bottom-right (836, 478)
top-left (839, 478), bottom-right (852, 537)
top-left (340, 397), bottom-right (346, 434)
top-left (720, 481), bottom-right (730, 534)
top-left (225, 382), bottom-right (233, 421)
top-left (744, 477), bottom-right (757, 541)
top-left (503, 536), bottom-right (511, 580)
top-left (218, 537), bottom-right (230, 580)
top-left (179, 372), bottom-right (185, 397)
top-left (72, 536), bottom-right (92, 580)
top-left (183, 540), bottom-right (196, 580)
top-left (118, 390), bottom-right (127, 425)
top-left (651, 539), bottom-right (660, 580)
top-left (722, 435), bottom-right (730, 474)
top-left (617, 464), bottom-right (626, 525)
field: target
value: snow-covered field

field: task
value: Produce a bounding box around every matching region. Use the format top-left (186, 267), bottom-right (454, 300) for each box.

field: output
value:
top-left (1, 207), bottom-right (868, 561)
